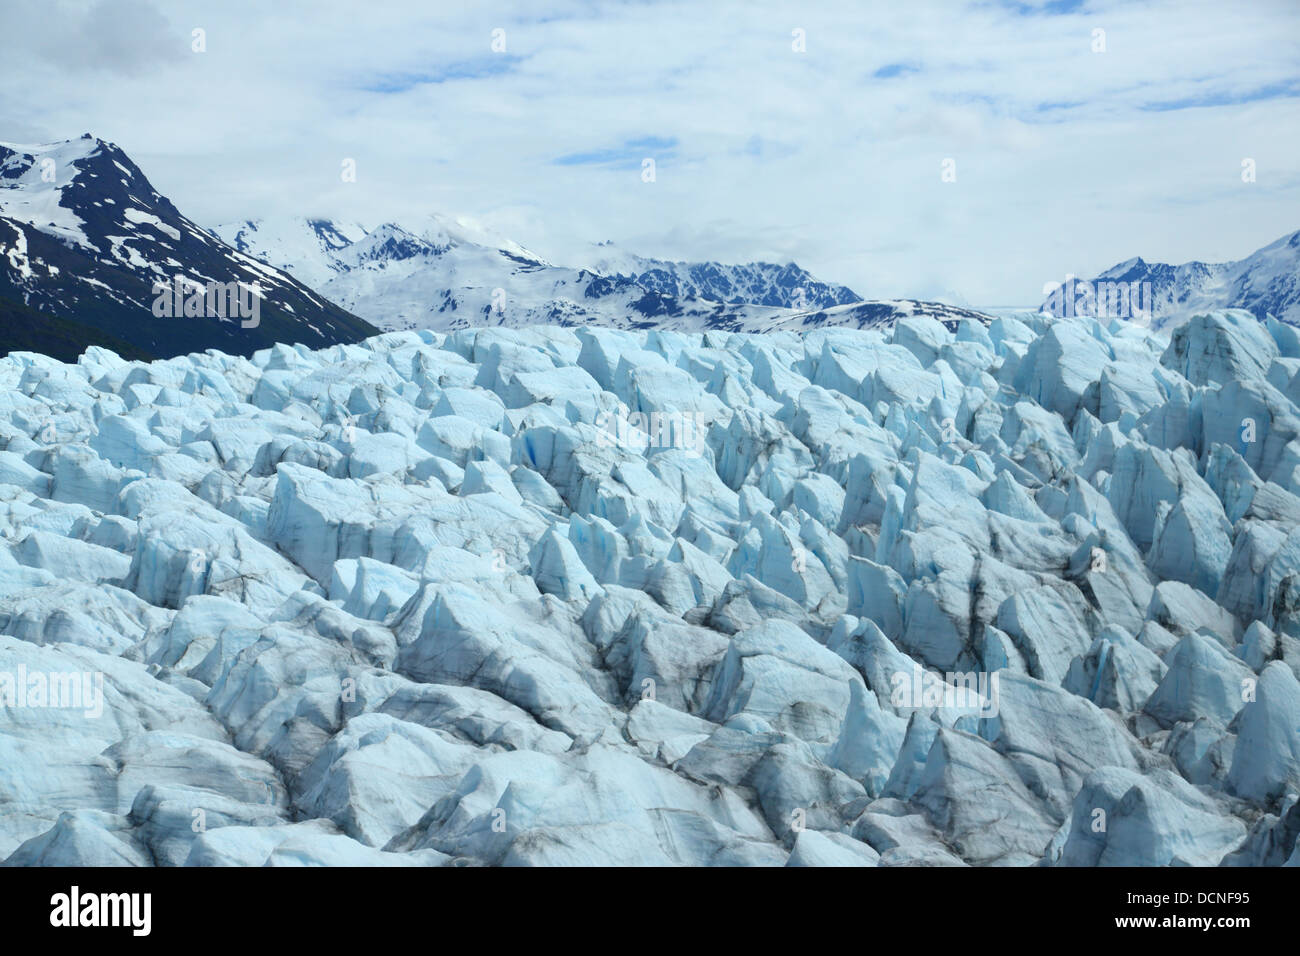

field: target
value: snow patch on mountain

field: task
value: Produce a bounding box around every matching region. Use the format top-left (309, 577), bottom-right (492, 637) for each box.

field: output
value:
top-left (0, 137), bottom-right (98, 250)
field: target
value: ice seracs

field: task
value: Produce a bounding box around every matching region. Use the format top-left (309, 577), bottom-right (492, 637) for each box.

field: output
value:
top-left (1, 307), bottom-right (1298, 866)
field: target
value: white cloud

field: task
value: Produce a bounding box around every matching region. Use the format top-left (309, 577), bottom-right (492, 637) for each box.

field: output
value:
top-left (3, 0), bottom-right (1298, 303)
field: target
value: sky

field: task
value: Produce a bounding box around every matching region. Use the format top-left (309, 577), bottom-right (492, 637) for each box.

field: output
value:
top-left (3, 0), bottom-right (1298, 305)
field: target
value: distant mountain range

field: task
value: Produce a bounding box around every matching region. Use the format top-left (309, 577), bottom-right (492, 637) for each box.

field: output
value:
top-left (1039, 229), bottom-right (1300, 328)
top-left (5, 134), bottom-right (1294, 364)
top-left (215, 216), bottom-right (990, 334)
top-left (0, 136), bottom-right (991, 362)
top-left (0, 136), bottom-right (376, 361)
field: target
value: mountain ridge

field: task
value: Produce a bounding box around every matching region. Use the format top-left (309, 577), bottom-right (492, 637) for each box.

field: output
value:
top-left (214, 214), bottom-right (991, 334)
top-left (0, 136), bottom-right (377, 361)
top-left (1039, 229), bottom-right (1300, 328)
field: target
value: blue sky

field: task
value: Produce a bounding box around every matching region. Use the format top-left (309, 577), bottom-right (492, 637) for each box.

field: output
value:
top-left (3, 0), bottom-right (1298, 304)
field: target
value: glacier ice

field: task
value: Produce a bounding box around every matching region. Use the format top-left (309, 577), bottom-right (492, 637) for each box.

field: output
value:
top-left (1, 308), bottom-right (1298, 866)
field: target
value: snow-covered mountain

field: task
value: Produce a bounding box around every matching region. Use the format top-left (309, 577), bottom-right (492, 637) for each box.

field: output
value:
top-left (1040, 229), bottom-right (1300, 329)
top-left (0, 133), bottom-right (993, 361)
top-left (0, 136), bottom-right (376, 361)
top-left (773, 298), bottom-right (998, 333)
top-left (2, 310), bottom-right (1298, 866)
top-left (216, 216), bottom-right (989, 334)
top-left (584, 240), bottom-right (861, 310)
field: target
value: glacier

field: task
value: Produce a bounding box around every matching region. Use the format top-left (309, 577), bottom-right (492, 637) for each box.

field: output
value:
top-left (1, 307), bottom-right (1299, 867)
